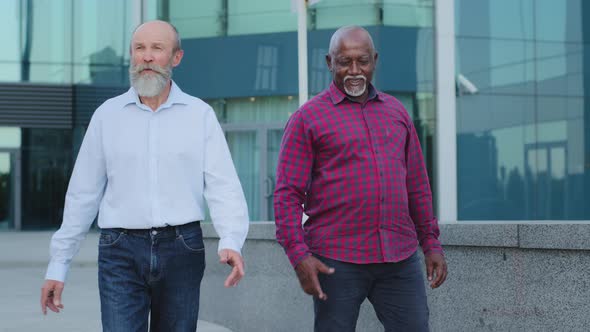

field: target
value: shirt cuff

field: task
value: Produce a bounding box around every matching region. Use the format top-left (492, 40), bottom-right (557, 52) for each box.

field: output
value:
top-left (218, 237), bottom-right (242, 256)
top-left (45, 260), bottom-right (70, 283)
top-left (286, 244), bottom-right (311, 268)
top-left (420, 238), bottom-right (444, 256)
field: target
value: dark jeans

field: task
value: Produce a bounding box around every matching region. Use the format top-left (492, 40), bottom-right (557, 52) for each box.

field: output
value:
top-left (314, 252), bottom-right (429, 332)
top-left (98, 221), bottom-right (205, 332)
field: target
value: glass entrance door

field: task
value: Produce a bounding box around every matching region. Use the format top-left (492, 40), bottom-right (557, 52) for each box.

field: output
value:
top-left (0, 150), bottom-right (20, 230)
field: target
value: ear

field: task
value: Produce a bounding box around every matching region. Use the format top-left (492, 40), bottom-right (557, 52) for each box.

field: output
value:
top-left (325, 54), bottom-right (333, 72)
top-left (172, 49), bottom-right (184, 67)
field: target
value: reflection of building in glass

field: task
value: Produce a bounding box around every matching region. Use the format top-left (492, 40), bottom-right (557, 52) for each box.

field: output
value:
top-left (0, 0), bottom-right (588, 225)
top-left (89, 46), bottom-right (127, 85)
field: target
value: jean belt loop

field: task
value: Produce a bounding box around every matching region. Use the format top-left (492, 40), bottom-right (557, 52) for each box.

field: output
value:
top-left (175, 224), bottom-right (181, 237)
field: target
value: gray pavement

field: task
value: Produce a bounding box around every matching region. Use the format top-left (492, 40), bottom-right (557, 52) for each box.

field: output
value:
top-left (0, 231), bottom-right (232, 332)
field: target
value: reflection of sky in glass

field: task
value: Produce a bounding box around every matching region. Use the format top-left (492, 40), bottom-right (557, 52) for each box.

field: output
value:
top-left (0, 154), bottom-right (10, 174)
top-left (0, 127), bottom-right (21, 149)
top-left (0, 0), bottom-right (19, 62)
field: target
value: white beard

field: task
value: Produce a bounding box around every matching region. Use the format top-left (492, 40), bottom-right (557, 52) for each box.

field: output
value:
top-left (129, 62), bottom-right (172, 97)
top-left (343, 75), bottom-right (367, 97)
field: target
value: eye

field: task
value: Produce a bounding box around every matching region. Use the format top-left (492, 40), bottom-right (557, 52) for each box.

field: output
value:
top-left (337, 59), bottom-right (351, 66)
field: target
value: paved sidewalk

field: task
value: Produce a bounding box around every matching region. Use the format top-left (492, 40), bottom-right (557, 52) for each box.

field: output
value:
top-left (0, 231), bottom-right (232, 332)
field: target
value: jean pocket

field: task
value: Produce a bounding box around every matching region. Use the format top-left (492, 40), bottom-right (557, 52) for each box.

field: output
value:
top-left (99, 230), bottom-right (124, 247)
top-left (178, 233), bottom-right (205, 252)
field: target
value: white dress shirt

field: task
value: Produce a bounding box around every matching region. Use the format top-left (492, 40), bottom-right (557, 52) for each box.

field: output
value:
top-left (46, 81), bottom-right (249, 282)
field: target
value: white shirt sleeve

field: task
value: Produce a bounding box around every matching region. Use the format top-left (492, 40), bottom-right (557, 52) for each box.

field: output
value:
top-left (202, 108), bottom-right (250, 254)
top-left (45, 113), bottom-right (107, 282)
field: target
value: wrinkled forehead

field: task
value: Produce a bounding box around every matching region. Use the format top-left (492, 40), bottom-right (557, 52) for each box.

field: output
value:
top-left (132, 22), bottom-right (176, 46)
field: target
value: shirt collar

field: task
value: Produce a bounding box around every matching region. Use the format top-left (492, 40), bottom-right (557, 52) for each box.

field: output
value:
top-left (328, 81), bottom-right (382, 105)
top-left (124, 80), bottom-right (190, 110)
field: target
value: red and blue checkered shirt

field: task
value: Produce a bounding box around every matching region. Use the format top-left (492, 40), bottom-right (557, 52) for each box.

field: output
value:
top-left (274, 82), bottom-right (443, 268)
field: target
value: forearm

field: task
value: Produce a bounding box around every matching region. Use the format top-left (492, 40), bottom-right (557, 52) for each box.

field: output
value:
top-left (274, 188), bottom-right (310, 267)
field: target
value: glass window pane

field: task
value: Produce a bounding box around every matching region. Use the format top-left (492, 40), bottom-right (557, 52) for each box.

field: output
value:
top-left (214, 96), bottom-right (297, 124)
top-left (0, 0), bottom-right (20, 63)
top-left (535, 0), bottom-right (586, 43)
top-left (228, 0), bottom-right (296, 35)
top-left (170, 0), bottom-right (222, 38)
top-left (0, 152), bottom-right (14, 229)
top-left (226, 131), bottom-right (259, 221)
top-left (383, 0), bottom-right (433, 27)
top-left (26, 0), bottom-right (73, 83)
top-left (73, 0), bottom-right (133, 85)
top-left (456, 0), bottom-right (590, 220)
top-left (457, 95), bottom-right (535, 220)
top-left (313, 0), bottom-right (380, 29)
top-left (0, 127), bottom-right (22, 149)
top-left (455, 0), bottom-right (534, 40)
top-left (456, 38), bottom-right (535, 96)
top-left (21, 128), bottom-right (73, 230)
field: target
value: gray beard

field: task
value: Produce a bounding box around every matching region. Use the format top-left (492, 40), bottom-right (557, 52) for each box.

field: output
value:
top-left (343, 75), bottom-right (367, 97)
top-left (132, 74), bottom-right (168, 97)
top-left (129, 64), bottom-right (172, 97)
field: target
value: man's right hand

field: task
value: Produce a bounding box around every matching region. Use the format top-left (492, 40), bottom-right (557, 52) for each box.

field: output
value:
top-left (294, 256), bottom-right (335, 300)
top-left (41, 279), bottom-right (65, 315)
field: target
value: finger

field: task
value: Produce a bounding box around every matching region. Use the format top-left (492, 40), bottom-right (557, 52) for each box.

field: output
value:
top-left (316, 261), bottom-right (335, 275)
top-left (224, 265), bottom-right (244, 288)
top-left (219, 250), bottom-right (229, 264)
top-left (309, 273), bottom-right (327, 301)
top-left (426, 259), bottom-right (434, 282)
top-left (432, 264), bottom-right (448, 288)
top-left (47, 301), bottom-right (60, 313)
top-left (40, 289), bottom-right (48, 315)
top-left (53, 285), bottom-right (64, 309)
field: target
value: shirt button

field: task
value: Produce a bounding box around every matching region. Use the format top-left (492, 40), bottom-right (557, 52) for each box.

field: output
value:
top-left (381, 196), bottom-right (385, 202)
top-left (151, 230), bottom-right (157, 235)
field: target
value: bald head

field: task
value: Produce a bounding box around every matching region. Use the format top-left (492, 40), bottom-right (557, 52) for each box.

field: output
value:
top-left (325, 26), bottom-right (378, 103)
top-left (132, 20), bottom-right (181, 52)
top-left (328, 26), bottom-right (375, 57)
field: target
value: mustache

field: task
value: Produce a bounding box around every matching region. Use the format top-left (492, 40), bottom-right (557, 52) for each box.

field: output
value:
top-left (344, 75), bottom-right (366, 82)
top-left (130, 63), bottom-right (168, 76)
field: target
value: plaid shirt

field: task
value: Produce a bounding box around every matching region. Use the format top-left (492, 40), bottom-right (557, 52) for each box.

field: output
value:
top-left (274, 82), bottom-right (442, 268)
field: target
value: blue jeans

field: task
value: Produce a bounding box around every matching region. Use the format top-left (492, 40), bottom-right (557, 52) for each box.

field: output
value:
top-left (98, 221), bottom-right (205, 332)
top-left (313, 252), bottom-right (429, 332)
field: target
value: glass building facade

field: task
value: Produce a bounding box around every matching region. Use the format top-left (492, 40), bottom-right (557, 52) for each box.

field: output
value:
top-left (456, 0), bottom-right (590, 220)
top-left (0, 0), bottom-right (588, 230)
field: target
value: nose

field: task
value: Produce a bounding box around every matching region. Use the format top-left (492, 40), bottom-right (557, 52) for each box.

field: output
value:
top-left (142, 50), bottom-right (154, 63)
top-left (349, 61), bottom-right (361, 75)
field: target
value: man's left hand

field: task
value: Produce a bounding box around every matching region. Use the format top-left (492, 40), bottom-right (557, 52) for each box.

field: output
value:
top-left (219, 249), bottom-right (245, 288)
top-left (425, 252), bottom-right (447, 289)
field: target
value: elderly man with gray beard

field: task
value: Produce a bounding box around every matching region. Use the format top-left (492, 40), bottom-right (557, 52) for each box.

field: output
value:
top-left (40, 20), bottom-right (249, 332)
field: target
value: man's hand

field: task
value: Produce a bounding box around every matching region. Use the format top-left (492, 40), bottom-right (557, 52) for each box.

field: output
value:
top-left (41, 279), bottom-right (65, 315)
top-left (425, 252), bottom-right (447, 289)
top-left (219, 249), bottom-right (245, 288)
top-left (294, 256), bottom-right (335, 301)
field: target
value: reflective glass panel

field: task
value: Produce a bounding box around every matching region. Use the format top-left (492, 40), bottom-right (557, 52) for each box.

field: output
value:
top-left (227, 0), bottom-right (296, 35)
top-left (72, 0), bottom-right (134, 85)
top-left (226, 130), bottom-right (259, 221)
top-left (456, 0), bottom-right (590, 220)
top-left (21, 128), bottom-right (73, 230)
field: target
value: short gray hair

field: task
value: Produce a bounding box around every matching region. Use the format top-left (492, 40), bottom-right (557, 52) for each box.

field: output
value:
top-left (132, 20), bottom-right (182, 52)
top-left (328, 25), bottom-right (375, 57)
